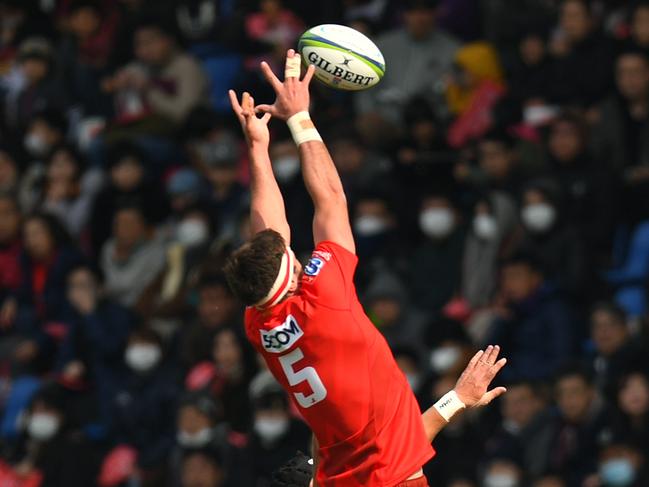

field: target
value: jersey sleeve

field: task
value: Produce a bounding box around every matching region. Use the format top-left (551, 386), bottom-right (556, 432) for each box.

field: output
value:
top-left (300, 241), bottom-right (358, 308)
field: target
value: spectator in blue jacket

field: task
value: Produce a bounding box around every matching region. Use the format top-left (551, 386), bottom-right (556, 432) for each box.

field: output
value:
top-left (487, 253), bottom-right (576, 382)
top-left (110, 327), bottom-right (180, 487)
top-left (57, 263), bottom-right (134, 428)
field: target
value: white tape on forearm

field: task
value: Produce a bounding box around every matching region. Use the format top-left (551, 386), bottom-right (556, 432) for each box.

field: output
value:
top-left (433, 390), bottom-right (466, 422)
top-left (285, 55), bottom-right (301, 78)
top-left (287, 111), bottom-right (322, 146)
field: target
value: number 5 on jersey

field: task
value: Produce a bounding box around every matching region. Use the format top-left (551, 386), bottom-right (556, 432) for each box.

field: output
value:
top-left (279, 348), bottom-right (327, 408)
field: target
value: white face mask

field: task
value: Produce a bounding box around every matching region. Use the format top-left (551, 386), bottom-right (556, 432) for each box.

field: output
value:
top-left (521, 203), bottom-right (556, 233)
top-left (430, 346), bottom-right (461, 374)
top-left (484, 473), bottom-right (519, 487)
top-left (419, 208), bottom-right (454, 239)
top-left (273, 156), bottom-right (300, 183)
top-left (125, 344), bottom-right (161, 372)
top-left (473, 214), bottom-right (498, 240)
top-left (176, 219), bottom-right (209, 247)
top-left (354, 215), bottom-right (388, 237)
top-left (177, 428), bottom-right (212, 448)
top-left (405, 373), bottom-right (421, 391)
top-left (24, 133), bottom-right (50, 157)
top-left (28, 413), bottom-right (60, 441)
top-left (254, 417), bottom-right (289, 443)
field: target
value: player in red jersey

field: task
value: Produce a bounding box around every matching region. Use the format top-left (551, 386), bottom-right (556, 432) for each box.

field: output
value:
top-left (224, 50), bottom-right (507, 487)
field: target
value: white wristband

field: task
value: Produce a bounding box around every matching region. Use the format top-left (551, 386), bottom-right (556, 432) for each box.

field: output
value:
top-left (287, 111), bottom-right (323, 146)
top-left (433, 390), bottom-right (466, 422)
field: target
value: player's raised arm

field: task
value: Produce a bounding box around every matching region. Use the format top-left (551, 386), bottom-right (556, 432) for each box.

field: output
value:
top-left (256, 50), bottom-right (355, 254)
top-left (228, 90), bottom-right (291, 243)
top-left (422, 345), bottom-right (508, 442)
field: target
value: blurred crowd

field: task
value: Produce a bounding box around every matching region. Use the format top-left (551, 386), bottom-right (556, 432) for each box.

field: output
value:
top-left (0, 0), bottom-right (649, 486)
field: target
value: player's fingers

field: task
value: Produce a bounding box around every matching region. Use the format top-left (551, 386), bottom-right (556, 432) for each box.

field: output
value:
top-left (467, 350), bottom-right (484, 371)
top-left (255, 104), bottom-right (275, 115)
top-left (285, 51), bottom-right (301, 83)
top-left (260, 61), bottom-right (283, 91)
top-left (485, 344), bottom-right (499, 365)
top-left (228, 90), bottom-right (246, 123)
top-left (482, 386), bottom-right (507, 405)
top-left (480, 345), bottom-right (494, 366)
top-left (261, 112), bottom-right (272, 124)
top-left (487, 357), bottom-right (507, 379)
top-left (302, 63), bottom-right (316, 85)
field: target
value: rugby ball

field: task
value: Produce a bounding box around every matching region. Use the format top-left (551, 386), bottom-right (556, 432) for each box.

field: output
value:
top-left (298, 24), bottom-right (385, 91)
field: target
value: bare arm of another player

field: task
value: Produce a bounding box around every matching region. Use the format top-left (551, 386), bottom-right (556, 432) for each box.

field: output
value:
top-left (257, 50), bottom-right (355, 253)
top-left (422, 345), bottom-right (508, 442)
top-left (228, 90), bottom-right (291, 242)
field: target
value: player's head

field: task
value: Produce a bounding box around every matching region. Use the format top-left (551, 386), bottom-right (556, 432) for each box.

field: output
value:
top-left (270, 451), bottom-right (313, 487)
top-left (224, 229), bottom-right (302, 307)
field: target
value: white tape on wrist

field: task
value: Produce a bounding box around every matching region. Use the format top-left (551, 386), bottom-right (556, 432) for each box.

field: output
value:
top-left (433, 390), bottom-right (466, 422)
top-left (287, 111), bottom-right (322, 146)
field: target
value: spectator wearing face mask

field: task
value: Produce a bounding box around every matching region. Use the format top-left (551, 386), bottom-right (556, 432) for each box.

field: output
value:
top-left (244, 375), bottom-right (310, 487)
top-left (110, 327), bottom-right (180, 487)
top-left (409, 193), bottom-right (466, 314)
top-left (587, 303), bottom-right (642, 398)
top-left (269, 134), bottom-right (313, 256)
top-left (548, 365), bottom-right (612, 486)
top-left (591, 50), bottom-right (649, 224)
top-left (101, 204), bottom-right (167, 307)
top-left (481, 458), bottom-right (524, 487)
top-left (89, 141), bottom-right (169, 257)
top-left (424, 317), bottom-right (474, 380)
top-left (21, 109), bottom-right (67, 163)
top-left (180, 275), bottom-right (242, 370)
top-left (462, 192), bottom-right (518, 309)
top-left (393, 346), bottom-right (425, 397)
top-left (610, 372), bottom-right (649, 454)
top-left (352, 193), bottom-right (409, 291)
top-left (484, 381), bottom-right (555, 480)
top-left (165, 168), bottom-right (207, 225)
top-left (515, 180), bottom-right (591, 301)
top-left (136, 203), bottom-right (214, 324)
top-left (6, 383), bottom-right (102, 487)
top-left (56, 264), bottom-right (133, 428)
top-left (486, 253), bottom-right (576, 382)
top-left (595, 441), bottom-right (648, 487)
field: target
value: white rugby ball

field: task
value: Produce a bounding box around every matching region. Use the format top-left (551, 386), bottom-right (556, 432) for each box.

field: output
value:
top-left (298, 24), bottom-right (385, 91)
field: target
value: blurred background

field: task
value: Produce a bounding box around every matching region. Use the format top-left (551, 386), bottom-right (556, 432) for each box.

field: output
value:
top-left (0, 0), bottom-right (648, 486)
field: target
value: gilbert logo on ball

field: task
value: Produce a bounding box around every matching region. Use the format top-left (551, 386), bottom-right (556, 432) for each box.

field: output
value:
top-left (298, 24), bottom-right (386, 91)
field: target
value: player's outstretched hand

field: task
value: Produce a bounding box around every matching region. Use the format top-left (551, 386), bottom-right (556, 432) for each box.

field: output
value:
top-left (454, 345), bottom-right (507, 408)
top-left (229, 90), bottom-right (271, 148)
top-left (256, 49), bottom-right (316, 121)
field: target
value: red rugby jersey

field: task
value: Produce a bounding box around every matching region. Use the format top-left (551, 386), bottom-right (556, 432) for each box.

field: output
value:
top-left (245, 241), bottom-right (434, 487)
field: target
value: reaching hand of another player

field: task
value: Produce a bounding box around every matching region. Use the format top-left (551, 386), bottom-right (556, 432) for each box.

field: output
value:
top-left (454, 345), bottom-right (507, 408)
top-left (256, 49), bottom-right (316, 120)
top-left (229, 90), bottom-right (272, 148)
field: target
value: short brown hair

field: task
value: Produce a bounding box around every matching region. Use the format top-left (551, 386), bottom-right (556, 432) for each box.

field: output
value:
top-left (223, 229), bottom-right (286, 306)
